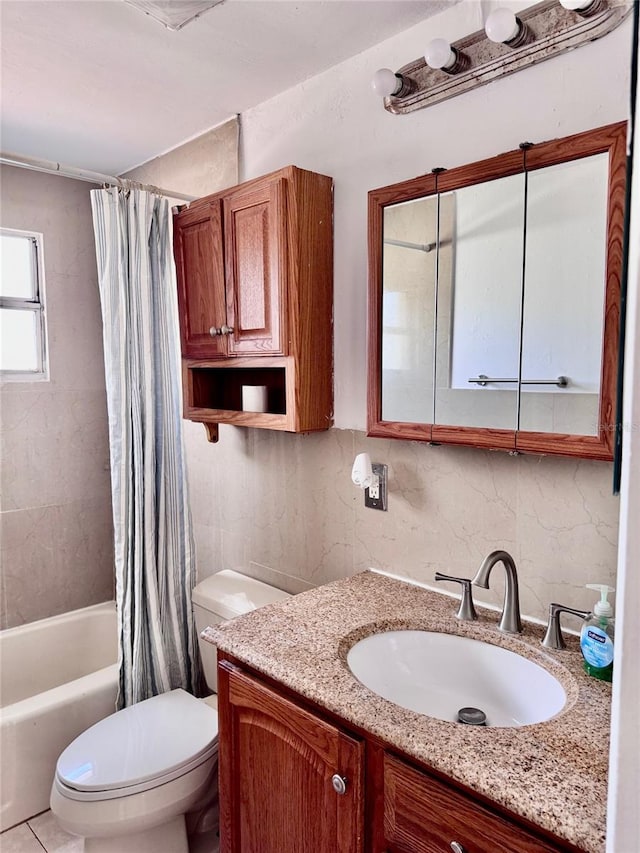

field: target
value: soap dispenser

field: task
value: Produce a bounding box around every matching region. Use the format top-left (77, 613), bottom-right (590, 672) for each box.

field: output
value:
top-left (580, 584), bottom-right (615, 682)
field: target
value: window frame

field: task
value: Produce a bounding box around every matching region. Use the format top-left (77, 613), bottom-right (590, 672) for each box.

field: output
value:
top-left (0, 227), bottom-right (49, 381)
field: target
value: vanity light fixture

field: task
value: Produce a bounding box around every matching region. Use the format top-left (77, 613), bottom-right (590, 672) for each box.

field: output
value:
top-left (559, 0), bottom-right (606, 15)
top-left (371, 0), bottom-right (632, 115)
top-left (424, 38), bottom-right (469, 74)
top-left (371, 68), bottom-right (415, 98)
top-left (484, 8), bottom-right (532, 47)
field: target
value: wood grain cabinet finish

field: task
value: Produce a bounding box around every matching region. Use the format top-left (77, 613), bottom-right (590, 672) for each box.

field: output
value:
top-left (384, 754), bottom-right (566, 853)
top-left (174, 200), bottom-right (227, 360)
top-left (223, 176), bottom-right (285, 357)
top-left (216, 660), bottom-right (582, 853)
top-left (217, 664), bottom-right (364, 853)
top-left (173, 166), bottom-right (333, 440)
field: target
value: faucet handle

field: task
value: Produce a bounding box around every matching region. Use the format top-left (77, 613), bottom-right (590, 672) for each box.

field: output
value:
top-left (434, 573), bottom-right (478, 621)
top-left (541, 603), bottom-right (590, 650)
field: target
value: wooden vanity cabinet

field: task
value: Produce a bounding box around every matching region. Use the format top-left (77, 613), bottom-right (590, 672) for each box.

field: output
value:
top-left (217, 659), bottom-right (580, 853)
top-left (217, 662), bottom-right (364, 853)
top-left (383, 753), bottom-right (565, 853)
top-left (173, 166), bottom-right (333, 439)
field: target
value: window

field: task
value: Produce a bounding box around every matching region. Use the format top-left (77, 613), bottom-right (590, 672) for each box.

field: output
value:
top-left (0, 228), bottom-right (48, 379)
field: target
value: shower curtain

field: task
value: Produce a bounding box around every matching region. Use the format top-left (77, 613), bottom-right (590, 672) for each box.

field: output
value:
top-left (91, 186), bottom-right (200, 707)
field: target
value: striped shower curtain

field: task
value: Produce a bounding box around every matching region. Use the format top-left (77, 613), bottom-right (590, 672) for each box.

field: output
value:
top-left (91, 186), bottom-right (200, 708)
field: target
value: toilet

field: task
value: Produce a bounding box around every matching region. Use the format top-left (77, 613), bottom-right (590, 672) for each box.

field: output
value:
top-left (50, 570), bottom-right (291, 853)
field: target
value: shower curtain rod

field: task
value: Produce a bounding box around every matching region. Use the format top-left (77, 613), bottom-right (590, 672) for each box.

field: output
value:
top-left (0, 150), bottom-right (197, 202)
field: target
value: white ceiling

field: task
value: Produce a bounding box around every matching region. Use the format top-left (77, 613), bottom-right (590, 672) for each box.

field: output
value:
top-left (0, 0), bottom-right (458, 176)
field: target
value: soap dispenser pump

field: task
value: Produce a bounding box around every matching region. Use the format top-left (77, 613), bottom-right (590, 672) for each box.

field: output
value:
top-left (580, 584), bottom-right (615, 682)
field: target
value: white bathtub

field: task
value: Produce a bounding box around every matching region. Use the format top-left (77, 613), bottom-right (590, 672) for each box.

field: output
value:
top-left (0, 601), bottom-right (118, 831)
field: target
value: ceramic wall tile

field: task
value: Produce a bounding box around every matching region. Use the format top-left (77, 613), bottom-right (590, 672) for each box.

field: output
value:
top-left (0, 389), bottom-right (110, 512)
top-left (515, 455), bottom-right (619, 617)
top-left (0, 497), bottom-right (114, 629)
top-left (1, 166), bottom-right (114, 629)
top-left (183, 424), bottom-right (619, 625)
top-left (192, 522), bottom-right (222, 581)
top-left (243, 561), bottom-right (316, 596)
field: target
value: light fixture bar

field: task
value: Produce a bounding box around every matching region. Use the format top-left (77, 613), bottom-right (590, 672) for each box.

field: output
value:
top-left (381, 0), bottom-right (632, 115)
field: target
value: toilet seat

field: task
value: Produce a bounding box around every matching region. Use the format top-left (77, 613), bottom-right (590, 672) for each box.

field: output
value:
top-left (54, 689), bottom-right (218, 802)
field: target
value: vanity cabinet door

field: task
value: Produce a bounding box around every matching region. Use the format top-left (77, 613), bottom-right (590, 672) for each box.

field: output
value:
top-left (218, 664), bottom-right (364, 853)
top-left (384, 754), bottom-right (567, 853)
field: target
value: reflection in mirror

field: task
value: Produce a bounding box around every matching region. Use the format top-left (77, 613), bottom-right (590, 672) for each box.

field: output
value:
top-left (519, 153), bottom-right (609, 436)
top-left (435, 174), bottom-right (525, 430)
top-left (381, 196), bottom-right (438, 423)
top-left (369, 122), bottom-right (625, 459)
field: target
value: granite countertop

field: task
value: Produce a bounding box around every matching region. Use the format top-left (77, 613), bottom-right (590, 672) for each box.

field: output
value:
top-left (203, 570), bottom-right (611, 853)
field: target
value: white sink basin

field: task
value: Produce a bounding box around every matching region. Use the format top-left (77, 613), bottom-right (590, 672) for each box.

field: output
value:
top-left (346, 630), bottom-right (566, 728)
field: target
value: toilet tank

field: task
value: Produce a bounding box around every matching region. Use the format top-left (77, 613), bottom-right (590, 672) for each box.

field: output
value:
top-left (192, 570), bottom-right (291, 692)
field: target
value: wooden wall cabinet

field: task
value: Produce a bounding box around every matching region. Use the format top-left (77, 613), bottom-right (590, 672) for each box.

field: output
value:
top-left (217, 658), bottom-right (577, 853)
top-left (173, 166), bottom-right (333, 441)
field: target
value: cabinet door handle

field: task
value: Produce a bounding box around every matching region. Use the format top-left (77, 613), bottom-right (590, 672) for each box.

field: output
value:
top-left (450, 843), bottom-right (467, 853)
top-left (219, 324), bottom-right (234, 335)
top-left (331, 774), bottom-right (347, 795)
top-left (209, 326), bottom-right (220, 336)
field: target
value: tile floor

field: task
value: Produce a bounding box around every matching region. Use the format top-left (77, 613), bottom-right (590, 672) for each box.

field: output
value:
top-left (0, 811), bottom-right (218, 853)
top-left (1, 812), bottom-right (220, 853)
top-left (0, 811), bottom-right (82, 852)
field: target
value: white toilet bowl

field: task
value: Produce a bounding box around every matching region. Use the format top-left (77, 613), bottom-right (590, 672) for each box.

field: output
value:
top-left (50, 689), bottom-right (218, 853)
top-left (50, 570), bottom-right (291, 852)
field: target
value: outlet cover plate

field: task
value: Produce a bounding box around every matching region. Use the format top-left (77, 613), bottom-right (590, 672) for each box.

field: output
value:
top-left (365, 463), bottom-right (387, 511)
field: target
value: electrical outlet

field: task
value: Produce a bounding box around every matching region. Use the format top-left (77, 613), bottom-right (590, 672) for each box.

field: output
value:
top-left (364, 463), bottom-right (387, 511)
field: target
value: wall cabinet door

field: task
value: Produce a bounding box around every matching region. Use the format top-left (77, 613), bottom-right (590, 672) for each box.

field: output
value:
top-left (218, 665), bottom-right (364, 853)
top-left (174, 176), bottom-right (287, 361)
top-left (224, 176), bottom-right (286, 357)
top-left (174, 200), bottom-right (228, 359)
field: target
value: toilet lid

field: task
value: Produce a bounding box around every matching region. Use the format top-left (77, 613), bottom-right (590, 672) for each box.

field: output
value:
top-left (56, 689), bottom-right (218, 796)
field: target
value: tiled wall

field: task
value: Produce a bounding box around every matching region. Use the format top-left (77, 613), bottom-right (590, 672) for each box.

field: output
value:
top-left (187, 423), bottom-right (620, 623)
top-left (123, 115), bottom-right (621, 626)
top-left (0, 166), bottom-right (114, 629)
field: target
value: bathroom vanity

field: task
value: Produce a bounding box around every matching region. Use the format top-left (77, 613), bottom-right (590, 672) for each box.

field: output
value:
top-left (206, 572), bottom-right (610, 853)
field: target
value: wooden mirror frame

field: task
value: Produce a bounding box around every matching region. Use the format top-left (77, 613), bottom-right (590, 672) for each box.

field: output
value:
top-left (367, 121), bottom-right (627, 460)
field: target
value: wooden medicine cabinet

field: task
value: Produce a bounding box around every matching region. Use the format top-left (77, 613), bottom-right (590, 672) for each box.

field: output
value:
top-left (173, 166), bottom-right (333, 441)
top-left (367, 122), bottom-right (626, 460)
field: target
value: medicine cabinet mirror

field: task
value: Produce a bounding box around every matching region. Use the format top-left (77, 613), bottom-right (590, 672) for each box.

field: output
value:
top-left (367, 122), bottom-right (626, 459)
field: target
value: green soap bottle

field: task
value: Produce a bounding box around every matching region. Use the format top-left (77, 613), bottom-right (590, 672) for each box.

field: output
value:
top-left (580, 584), bottom-right (615, 682)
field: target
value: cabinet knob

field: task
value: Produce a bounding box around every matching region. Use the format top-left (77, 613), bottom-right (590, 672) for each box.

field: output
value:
top-left (209, 326), bottom-right (220, 337)
top-left (450, 843), bottom-right (467, 853)
top-left (219, 324), bottom-right (234, 335)
top-left (331, 774), bottom-right (347, 795)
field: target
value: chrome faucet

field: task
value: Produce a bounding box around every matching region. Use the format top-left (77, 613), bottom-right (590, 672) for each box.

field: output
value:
top-left (472, 550), bottom-right (522, 634)
top-left (434, 572), bottom-right (478, 621)
top-left (541, 603), bottom-right (590, 650)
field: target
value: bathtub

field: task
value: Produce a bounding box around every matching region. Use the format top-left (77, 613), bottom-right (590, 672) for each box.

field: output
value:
top-left (0, 601), bottom-right (118, 831)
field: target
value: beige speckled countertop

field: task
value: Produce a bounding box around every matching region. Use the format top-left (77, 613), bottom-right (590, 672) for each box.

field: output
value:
top-left (203, 570), bottom-right (611, 852)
